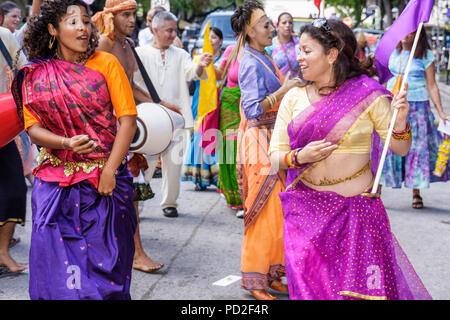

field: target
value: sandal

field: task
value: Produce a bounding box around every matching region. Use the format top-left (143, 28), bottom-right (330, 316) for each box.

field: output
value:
top-left (269, 279), bottom-right (289, 292)
top-left (412, 195), bottom-right (424, 209)
top-left (249, 289), bottom-right (276, 300)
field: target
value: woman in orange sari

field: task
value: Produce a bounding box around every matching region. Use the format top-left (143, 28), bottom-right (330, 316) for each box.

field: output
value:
top-left (231, 0), bottom-right (302, 300)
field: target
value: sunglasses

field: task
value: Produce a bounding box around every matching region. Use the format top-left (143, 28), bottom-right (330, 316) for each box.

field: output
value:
top-left (311, 18), bottom-right (331, 34)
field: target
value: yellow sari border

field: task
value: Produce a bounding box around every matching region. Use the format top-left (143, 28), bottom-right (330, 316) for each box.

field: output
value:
top-left (37, 148), bottom-right (108, 177)
top-left (339, 291), bottom-right (387, 300)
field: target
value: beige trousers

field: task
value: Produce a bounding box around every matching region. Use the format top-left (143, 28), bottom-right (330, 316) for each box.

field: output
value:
top-left (144, 129), bottom-right (188, 209)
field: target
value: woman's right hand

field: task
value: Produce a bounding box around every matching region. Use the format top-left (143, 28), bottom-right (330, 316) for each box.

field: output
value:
top-left (66, 135), bottom-right (97, 154)
top-left (281, 71), bottom-right (303, 93)
top-left (438, 110), bottom-right (450, 125)
top-left (297, 139), bottom-right (338, 164)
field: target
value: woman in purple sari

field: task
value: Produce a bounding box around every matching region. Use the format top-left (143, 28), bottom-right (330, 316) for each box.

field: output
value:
top-left (12, 0), bottom-right (137, 299)
top-left (269, 19), bottom-right (432, 300)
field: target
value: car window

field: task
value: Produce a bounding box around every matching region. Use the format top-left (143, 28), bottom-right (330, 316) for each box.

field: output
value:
top-left (200, 15), bottom-right (234, 39)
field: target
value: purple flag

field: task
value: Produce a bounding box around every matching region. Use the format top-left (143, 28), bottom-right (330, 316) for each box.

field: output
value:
top-left (374, 0), bottom-right (434, 84)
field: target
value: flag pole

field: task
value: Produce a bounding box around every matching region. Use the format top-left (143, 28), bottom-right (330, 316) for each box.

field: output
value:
top-left (370, 22), bottom-right (424, 195)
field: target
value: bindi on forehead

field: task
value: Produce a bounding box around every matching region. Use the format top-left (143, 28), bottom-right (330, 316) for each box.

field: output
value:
top-left (64, 5), bottom-right (88, 19)
top-left (67, 5), bottom-right (82, 15)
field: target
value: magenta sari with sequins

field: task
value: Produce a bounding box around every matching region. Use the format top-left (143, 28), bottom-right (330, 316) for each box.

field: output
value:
top-left (280, 75), bottom-right (432, 300)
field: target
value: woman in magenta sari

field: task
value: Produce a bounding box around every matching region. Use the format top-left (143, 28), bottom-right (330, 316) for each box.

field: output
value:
top-left (12, 0), bottom-right (137, 299)
top-left (269, 19), bottom-right (432, 300)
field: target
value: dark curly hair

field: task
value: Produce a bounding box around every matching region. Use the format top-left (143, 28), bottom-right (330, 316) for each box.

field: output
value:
top-left (17, 0), bottom-right (98, 66)
top-left (230, 0), bottom-right (264, 43)
top-left (300, 19), bottom-right (377, 95)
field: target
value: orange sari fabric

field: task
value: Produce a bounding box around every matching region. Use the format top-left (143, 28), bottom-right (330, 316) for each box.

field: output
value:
top-left (236, 55), bottom-right (286, 232)
top-left (237, 54), bottom-right (287, 290)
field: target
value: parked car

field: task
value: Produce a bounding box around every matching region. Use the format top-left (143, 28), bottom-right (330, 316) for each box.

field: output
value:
top-left (181, 23), bottom-right (201, 53)
top-left (190, 10), bottom-right (236, 56)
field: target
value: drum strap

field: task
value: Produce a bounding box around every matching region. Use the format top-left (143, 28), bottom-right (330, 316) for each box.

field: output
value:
top-left (127, 38), bottom-right (161, 104)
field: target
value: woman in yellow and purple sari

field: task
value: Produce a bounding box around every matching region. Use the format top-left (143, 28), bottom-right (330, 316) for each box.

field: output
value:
top-left (232, 1), bottom-right (302, 300)
top-left (12, 0), bottom-right (137, 299)
top-left (269, 19), bottom-right (431, 300)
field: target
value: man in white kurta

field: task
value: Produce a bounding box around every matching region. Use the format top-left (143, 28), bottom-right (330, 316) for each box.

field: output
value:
top-left (134, 11), bottom-right (212, 218)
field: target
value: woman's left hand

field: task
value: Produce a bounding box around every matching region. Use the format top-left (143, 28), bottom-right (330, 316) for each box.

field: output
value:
top-left (391, 83), bottom-right (410, 127)
top-left (98, 168), bottom-right (116, 197)
top-left (438, 110), bottom-right (450, 125)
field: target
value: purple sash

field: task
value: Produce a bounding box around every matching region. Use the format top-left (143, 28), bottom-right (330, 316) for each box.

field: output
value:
top-left (286, 74), bottom-right (391, 188)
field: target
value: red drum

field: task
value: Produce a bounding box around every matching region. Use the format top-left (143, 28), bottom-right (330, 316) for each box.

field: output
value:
top-left (0, 92), bottom-right (24, 148)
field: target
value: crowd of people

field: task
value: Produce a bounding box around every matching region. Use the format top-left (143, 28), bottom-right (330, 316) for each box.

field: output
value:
top-left (0, 0), bottom-right (448, 300)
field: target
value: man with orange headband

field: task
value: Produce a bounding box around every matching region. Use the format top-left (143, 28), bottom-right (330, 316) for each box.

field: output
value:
top-left (93, 0), bottom-right (165, 274)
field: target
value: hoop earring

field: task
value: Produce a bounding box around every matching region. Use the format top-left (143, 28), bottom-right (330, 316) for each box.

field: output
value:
top-left (49, 36), bottom-right (56, 49)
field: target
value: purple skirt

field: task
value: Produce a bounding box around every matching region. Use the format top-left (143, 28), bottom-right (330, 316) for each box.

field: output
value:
top-left (29, 163), bottom-right (137, 300)
top-left (280, 181), bottom-right (432, 300)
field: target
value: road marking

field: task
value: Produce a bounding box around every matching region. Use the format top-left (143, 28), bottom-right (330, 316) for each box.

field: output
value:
top-left (213, 275), bottom-right (241, 286)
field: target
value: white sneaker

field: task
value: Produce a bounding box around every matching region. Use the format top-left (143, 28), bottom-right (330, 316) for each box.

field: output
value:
top-left (236, 210), bottom-right (244, 219)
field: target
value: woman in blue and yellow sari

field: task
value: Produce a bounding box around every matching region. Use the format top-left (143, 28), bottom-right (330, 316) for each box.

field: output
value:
top-left (12, 0), bottom-right (137, 299)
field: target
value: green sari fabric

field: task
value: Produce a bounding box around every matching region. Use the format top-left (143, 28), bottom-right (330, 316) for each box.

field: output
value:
top-left (218, 86), bottom-right (243, 209)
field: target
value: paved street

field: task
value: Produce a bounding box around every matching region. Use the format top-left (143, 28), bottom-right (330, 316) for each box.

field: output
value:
top-left (1, 83), bottom-right (450, 301)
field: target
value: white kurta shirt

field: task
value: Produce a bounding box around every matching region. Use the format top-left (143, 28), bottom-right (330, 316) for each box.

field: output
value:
top-left (0, 26), bottom-right (26, 94)
top-left (134, 44), bottom-right (207, 129)
top-left (138, 28), bottom-right (154, 47)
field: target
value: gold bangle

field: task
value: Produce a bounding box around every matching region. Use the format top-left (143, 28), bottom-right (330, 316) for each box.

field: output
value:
top-left (270, 93), bottom-right (277, 107)
top-left (264, 96), bottom-right (272, 108)
top-left (266, 95), bottom-right (274, 108)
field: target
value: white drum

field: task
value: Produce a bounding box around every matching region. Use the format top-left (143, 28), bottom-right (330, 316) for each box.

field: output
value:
top-left (130, 102), bottom-right (185, 156)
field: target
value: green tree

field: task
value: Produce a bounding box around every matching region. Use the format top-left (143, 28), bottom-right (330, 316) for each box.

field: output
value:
top-left (170, 0), bottom-right (239, 21)
top-left (325, 0), bottom-right (367, 28)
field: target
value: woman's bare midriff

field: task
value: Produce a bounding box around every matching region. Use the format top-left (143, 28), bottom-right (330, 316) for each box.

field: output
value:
top-left (301, 153), bottom-right (374, 197)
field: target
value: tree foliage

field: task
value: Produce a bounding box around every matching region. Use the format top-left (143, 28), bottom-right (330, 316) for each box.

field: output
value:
top-left (325, 0), bottom-right (367, 28)
top-left (325, 0), bottom-right (412, 29)
top-left (170, 0), bottom-right (239, 21)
